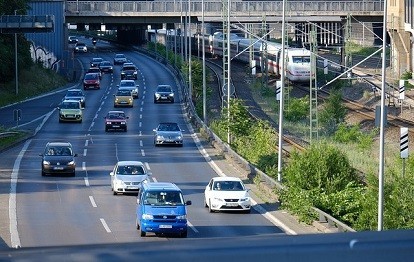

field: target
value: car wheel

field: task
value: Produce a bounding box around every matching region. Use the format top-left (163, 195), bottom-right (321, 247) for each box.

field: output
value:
top-left (208, 200), bottom-right (214, 213)
top-left (171, 99), bottom-right (174, 103)
top-left (140, 228), bottom-right (146, 237)
top-left (113, 190), bottom-right (117, 195)
top-left (243, 209), bottom-right (251, 214)
top-left (41, 171), bottom-right (46, 177)
top-left (124, 127), bottom-right (127, 132)
top-left (204, 197), bottom-right (208, 208)
top-left (105, 127), bottom-right (109, 132)
top-left (136, 219), bottom-right (140, 230)
top-left (153, 99), bottom-right (157, 104)
top-left (180, 231), bottom-right (187, 238)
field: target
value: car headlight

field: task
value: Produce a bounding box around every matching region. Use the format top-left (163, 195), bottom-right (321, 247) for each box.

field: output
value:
top-left (176, 215), bottom-right (187, 219)
top-left (43, 160), bottom-right (50, 165)
top-left (169, 93), bottom-right (174, 97)
top-left (177, 135), bottom-right (182, 140)
top-left (155, 93), bottom-right (161, 98)
top-left (142, 214), bottom-right (154, 220)
top-left (68, 160), bottom-right (75, 166)
top-left (156, 135), bottom-right (164, 140)
top-left (120, 121), bottom-right (126, 124)
top-left (121, 72), bottom-right (125, 75)
top-left (240, 197), bottom-right (250, 202)
top-left (106, 121), bottom-right (111, 124)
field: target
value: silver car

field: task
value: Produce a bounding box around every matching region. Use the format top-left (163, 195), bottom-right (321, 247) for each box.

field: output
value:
top-left (64, 88), bottom-right (86, 107)
top-left (117, 80), bottom-right (139, 98)
top-left (110, 161), bottom-right (150, 195)
top-left (153, 122), bottom-right (184, 147)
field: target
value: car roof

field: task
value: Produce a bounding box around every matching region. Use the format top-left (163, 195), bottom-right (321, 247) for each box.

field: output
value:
top-left (62, 99), bottom-right (80, 103)
top-left (158, 122), bottom-right (178, 125)
top-left (120, 80), bottom-right (135, 83)
top-left (211, 176), bottom-right (243, 182)
top-left (92, 57), bottom-right (103, 61)
top-left (116, 161), bottom-right (144, 166)
top-left (67, 88), bottom-right (83, 92)
top-left (76, 42), bottom-right (85, 45)
top-left (115, 54), bottom-right (125, 56)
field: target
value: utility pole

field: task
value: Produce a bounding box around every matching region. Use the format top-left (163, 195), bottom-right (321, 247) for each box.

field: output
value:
top-left (261, 17), bottom-right (268, 92)
top-left (15, 9), bottom-right (19, 95)
top-left (309, 24), bottom-right (319, 142)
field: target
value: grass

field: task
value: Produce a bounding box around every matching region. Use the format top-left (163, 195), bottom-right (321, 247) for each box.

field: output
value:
top-left (0, 63), bottom-right (68, 108)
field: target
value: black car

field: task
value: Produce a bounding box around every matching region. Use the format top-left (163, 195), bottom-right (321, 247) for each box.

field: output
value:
top-left (99, 61), bottom-right (114, 73)
top-left (90, 57), bottom-right (103, 68)
top-left (121, 63), bottom-right (138, 80)
top-left (40, 142), bottom-right (78, 176)
top-left (154, 84), bottom-right (175, 103)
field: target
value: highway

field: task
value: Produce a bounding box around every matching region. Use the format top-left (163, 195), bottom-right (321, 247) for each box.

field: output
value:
top-left (0, 39), bottom-right (284, 248)
top-left (1, 40), bottom-right (414, 261)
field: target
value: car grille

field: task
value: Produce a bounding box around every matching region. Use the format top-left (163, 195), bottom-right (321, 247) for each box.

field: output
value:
top-left (153, 215), bottom-right (176, 222)
top-left (224, 198), bottom-right (240, 202)
top-left (124, 182), bottom-right (141, 186)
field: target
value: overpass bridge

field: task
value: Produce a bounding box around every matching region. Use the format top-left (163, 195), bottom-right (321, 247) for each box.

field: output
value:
top-left (66, 1), bottom-right (385, 24)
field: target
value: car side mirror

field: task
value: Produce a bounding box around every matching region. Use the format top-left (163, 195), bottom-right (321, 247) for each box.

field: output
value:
top-left (110, 172), bottom-right (114, 176)
top-left (126, 116), bottom-right (129, 119)
top-left (185, 200), bottom-right (192, 206)
top-left (39, 153), bottom-right (43, 157)
top-left (74, 153), bottom-right (78, 157)
top-left (152, 129), bottom-right (156, 132)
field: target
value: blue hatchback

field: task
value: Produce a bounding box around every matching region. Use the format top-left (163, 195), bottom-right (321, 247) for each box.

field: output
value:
top-left (136, 182), bottom-right (191, 238)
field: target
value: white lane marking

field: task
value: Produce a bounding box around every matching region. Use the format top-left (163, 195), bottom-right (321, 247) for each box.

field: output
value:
top-left (82, 162), bottom-right (86, 170)
top-left (140, 114), bottom-right (142, 119)
top-left (187, 221), bottom-right (199, 233)
top-left (152, 177), bottom-right (158, 182)
top-left (83, 149), bottom-right (87, 157)
top-left (140, 140), bottom-right (143, 147)
top-left (100, 218), bottom-right (111, 233)
top-left (139, 122), bottom-right (142, 128)
top-left (9, 140), bottom-right (31, 248)
top-left (141, 149), bottom-right (145, 157)
top-left (141, 101), bottom-right (144, 106)
top-left (139, 131), bottom-right (142, 136)
top-left (90, 122), bottom-right (94, 128)
top-left (84, 177), bottom-right (90, 187)
top-left (145, 162), bottom-right (150, 171)
top-left (89, 196), bottom-right (97, 207)
top-left (85, 140), bottom-right (88, 147)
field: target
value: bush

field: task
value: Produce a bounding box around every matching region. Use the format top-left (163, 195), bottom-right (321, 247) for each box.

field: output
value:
top-left (285, 96), bottom-right (309, 122)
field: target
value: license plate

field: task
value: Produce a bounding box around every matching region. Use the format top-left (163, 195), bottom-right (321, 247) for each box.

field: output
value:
top-left (128, 186), bottom-right (138, 190)
top-left (112, 125), bottom-right (120, 128)
top-left (226, 202), bottom-right (239, 207)
top-left (161, 97), bottom-right (167, 99)
top-left (159, 225), bottom-right (172, 229)
top-left (54, 167), bottom-right (64, 170)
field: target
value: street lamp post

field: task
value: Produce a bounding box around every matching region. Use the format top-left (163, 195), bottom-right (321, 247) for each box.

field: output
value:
top-left (14, 10), bottom-right (18, 95)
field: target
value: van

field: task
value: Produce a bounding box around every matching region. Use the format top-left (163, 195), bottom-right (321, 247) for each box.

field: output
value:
top-left (136, 182), bottom-right (191, 238)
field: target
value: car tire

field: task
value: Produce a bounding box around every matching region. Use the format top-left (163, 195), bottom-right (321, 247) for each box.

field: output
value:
top-left (153, 99), bottom-right (157, 104)
top-left (136, 219), bottom-right (140, 230)
top-left (113, 190), bottom-right (117, 195)
top-left (70, 172), bottom-right (75, 177)
top-left (208, 200), bottom-right (214, 213)
top-left (41, 171), bottom-right (46, 177)
top-left (204, 198), bottom-right (208, 208)
top-left (171, 99), bottom-right (174, 103)
top-left (105, 127), bottom-right (109, 132)
top-left (140, 228), bottom-right (146, 237)
top-left (124, 127), bottom-right (127, 132)
top-left (243, 209), bottom-right (251, 214)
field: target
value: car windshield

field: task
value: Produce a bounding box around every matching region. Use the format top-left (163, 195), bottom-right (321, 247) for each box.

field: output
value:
top-left (157, 123), bottom-right (180, 131)
top-left (157, 86), bottom-right (171, 92)
top-left (107, 112), bottom-right (126, 119)
top-left (143, 191), bottom-right (184, 206)
top-left (93, 58), bottom-right (103, 62)
top-left (85, 74), bottom-right (98, 80)
top-left (121, 81), bottom-right (134, 87)
top-left (116, 54), bottom-right (125, 58)
top-left (123, 66), bottom-right (135, 71)
top-left (213, 181), bottom-right (244, 191)
top-left (101, 62), bottom-right (110, 66)
top-left (61, 102), bottom-right (80, 109)
top-left (116, 165), bottom-right (145, 175)
top-left (45, 146), bottom-right (72, 156)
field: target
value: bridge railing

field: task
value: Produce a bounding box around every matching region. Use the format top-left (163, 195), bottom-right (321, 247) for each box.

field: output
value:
top-left (66, 1), bottom-right (384, 16)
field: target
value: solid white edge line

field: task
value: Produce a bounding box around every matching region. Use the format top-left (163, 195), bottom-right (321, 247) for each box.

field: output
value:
top-left (100, 218), bottom-right (111, 233)
top-left (187, 221), bottom-right (198, 233)
top-left (9, 140), bottom-right (31, 248)
top-left (89, 196), bottom-right (97, 208)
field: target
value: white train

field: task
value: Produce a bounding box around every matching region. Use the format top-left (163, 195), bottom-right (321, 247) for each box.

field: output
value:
top-left (147, 29), bottom-right (311, 82)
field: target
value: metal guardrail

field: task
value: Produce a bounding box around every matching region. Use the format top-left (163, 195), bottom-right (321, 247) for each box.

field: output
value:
top-left (0, 132), bottom-right (19, 138)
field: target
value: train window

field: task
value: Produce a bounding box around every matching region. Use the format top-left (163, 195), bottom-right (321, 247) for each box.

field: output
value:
top-left (292, 56), bottom-right (310, 63)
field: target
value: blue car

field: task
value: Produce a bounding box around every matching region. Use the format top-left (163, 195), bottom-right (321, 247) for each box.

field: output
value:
top-left (136, 182), bottom-right (191, 238)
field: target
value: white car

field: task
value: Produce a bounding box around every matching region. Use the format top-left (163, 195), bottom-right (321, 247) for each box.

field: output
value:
top-left (110, 161), bottom-right (150, 195)
top-left (74, 42), bottom-right (87, 53)
top-left (117, 80), bottom-right (139, 98)
top-left (204, 177), bottom-right (251, 213)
